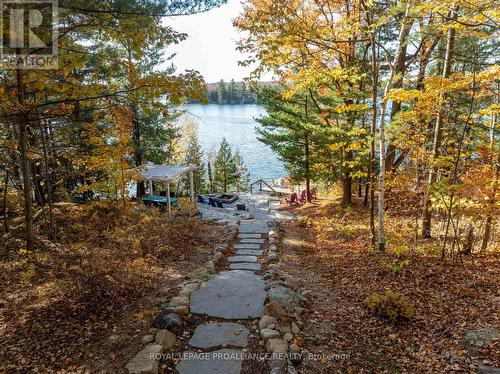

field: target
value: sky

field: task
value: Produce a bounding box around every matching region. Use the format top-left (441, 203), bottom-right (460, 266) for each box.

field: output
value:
top-left (164, 0), bottom-right (253, 84)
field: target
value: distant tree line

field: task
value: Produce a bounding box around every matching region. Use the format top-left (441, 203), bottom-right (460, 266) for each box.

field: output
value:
top-left (206, 79), bottom-right (258, 104)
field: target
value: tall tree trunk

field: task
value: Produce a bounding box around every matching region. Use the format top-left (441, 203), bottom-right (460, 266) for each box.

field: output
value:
top-left (376, 0), bottom-right (414, 252)
top-left (385, 40), bottom-right (408, 173)
top-left (16, 61), bottom-right (34, 251)
top-left (305, 133), bottom-right (312, 203)
top-left (463, 223), bottom-right (474, 256)
top-left (304, 98), bottom-right (312, 203)
top-left (481, 93), bottom-right (498, 251)
top-left (38, 119), bottom-right (54, 239)
top-left (2, 171), bottom-right (8, 233)
top-left (368, 28), bottom-right (378, 249)
top-left (422, 8), bottom-right (457, 238)
top-left (341, 151), bottom-right (353, 206)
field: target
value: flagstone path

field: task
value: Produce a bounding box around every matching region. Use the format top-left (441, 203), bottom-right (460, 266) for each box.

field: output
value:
top-left (175, 220), bottom-right (271, 374)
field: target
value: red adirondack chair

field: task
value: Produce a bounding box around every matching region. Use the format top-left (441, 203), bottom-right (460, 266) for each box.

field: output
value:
top-left (310, 187), bottom-right (317, 200)
top-left (298, 190), bottom-right (307, 203)
top-left (286, 192), bottom-right (299, 205)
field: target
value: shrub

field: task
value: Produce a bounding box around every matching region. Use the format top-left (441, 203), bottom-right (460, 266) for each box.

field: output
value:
top-left (365, 291), bottom-right (415, 323)
top-left (298, 217), bottom-right (314, 228)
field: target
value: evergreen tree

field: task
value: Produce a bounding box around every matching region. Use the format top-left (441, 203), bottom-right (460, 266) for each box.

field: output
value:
top-left (255, 86), bottom-right (326, 202)
top-left (207, 160), bottom-right (214, 192)
top-left (217, 80), bottom-right (228, 104)
top-left (234, 149), bottom-right (251, 191)
top-left (213, 138), bottom-right (238, 192)
top-left (182, 123), bottom-right (206, 194)
top-left (228, 79), bottom-right (238, 104)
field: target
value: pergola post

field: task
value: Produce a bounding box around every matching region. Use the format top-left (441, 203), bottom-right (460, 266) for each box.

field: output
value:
top-left (189, 169), bottom-right (194, 202)
top-left (149, 180), bottom-right (153, 195)
top-left (166, 181), bottom-right (171, 219)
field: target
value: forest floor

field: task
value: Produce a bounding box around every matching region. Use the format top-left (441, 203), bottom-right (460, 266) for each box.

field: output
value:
top-left (278, 195), bottom-right (499, 373)
top-left (0, 203), bottom-right (222, 373)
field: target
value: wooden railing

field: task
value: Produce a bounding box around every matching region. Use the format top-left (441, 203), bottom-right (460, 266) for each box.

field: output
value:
top-left (249, 179), bottom-right (287, 195)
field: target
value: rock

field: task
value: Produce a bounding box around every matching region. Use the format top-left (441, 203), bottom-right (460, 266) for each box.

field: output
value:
top-left (178, 288), bottom-right (192, 298)
top-left (155, 330), bottom-right (176, 350)
top-left (477, 364), bottom-right (500, 374)
top-left (260, 328), bottom-right (281, 340)
top-left (276, 324), bottom-right (292, 334)
top-left (264, 301), bottom-right (288, 320)
top-left (265, 281), bottom-right (288, 291)
top-left (142, 335), bottom-right (154, 344)
top-left (462, 327), bottom-right (500, 356)
top-left (288, 344), bottom-right (302, 366)
top-left (283, 333), bottom-right (294, 342)
top-left (125, 344), bottom-right (163, 374)
top-left (167, 296), bottom-right (189, 307)
top-left (304, 336), bottom-right (317, 345)
top-left (291, 322), bottom-right (300, 335)
top-left (282, 274), bottom-right (302, 290)
top-left (259, 315), bottom-right (277, 330)
top-left (212, 252), bottom-right (224, 264)
top-left (266, 338), bottom-right (288, 354)
top-left (268, 253), bottom-right (278, 263)
top-left (214, 244), bottom-right (227, 253)
top-left (294, 307), bottom-right (308, 316)
top-left (186, 267), bottom-right (209, 280)
top-left (152, 312), bottom-right (183, 333)
top-left (205, 260), bottom-right (216, 272)
top-left (164, 306), bottom-right (189, 316)
top-left (267, 284), bottom-right (300, 313)
top-left (270, 367), bottom-right (286, 374)
top-left (269, 358), bottom-right (286, 370)
top-left (287, 365), bottom-right (298, 374)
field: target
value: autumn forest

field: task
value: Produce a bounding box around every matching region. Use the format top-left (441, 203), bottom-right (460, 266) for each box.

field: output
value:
top-left (0, 0), bottom-right (499, 373)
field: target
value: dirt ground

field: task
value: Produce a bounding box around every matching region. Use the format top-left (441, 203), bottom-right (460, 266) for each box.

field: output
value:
top-left (0, 204), bottom-right (223, 373)
top-left (277, 196), bottom-right (499, 373)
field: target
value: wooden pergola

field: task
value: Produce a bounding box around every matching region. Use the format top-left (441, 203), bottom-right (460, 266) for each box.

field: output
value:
top-left (131, 163), bottom-right (197, 218)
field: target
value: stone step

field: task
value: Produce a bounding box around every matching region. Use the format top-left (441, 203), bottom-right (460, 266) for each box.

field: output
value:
top-left (188, 323), bottom-right (249, 349)
top-left (190, 270), bottom-right (265, 319)
top-left (234, 243), bottom-right (261, 250)
top-left (176, 348), bottom-right (244, 374)
top-left (235, 249), bottom-right (263, 256)
top-left (238, 223), bottom-right (269, 234)
top-left (229, 262), bottom-right (262, 271)
top-left (239, 238), bottom-right (265, 244)
top-left (227, 255), bottom-right (258, 263)
top-left (238, 233), bottom-right (262, 239)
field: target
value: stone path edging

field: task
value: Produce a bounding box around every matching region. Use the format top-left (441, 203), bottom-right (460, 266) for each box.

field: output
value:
top-left (125, 198), bottom-right (309, 374)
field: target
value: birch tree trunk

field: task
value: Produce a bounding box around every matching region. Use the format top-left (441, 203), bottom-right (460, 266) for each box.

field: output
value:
top-left (421, 7), bottom-right (458, 238)
top-left (16, 56), bottom-right (34, 251)
top-left (376, 0), bottom-right (414, 252)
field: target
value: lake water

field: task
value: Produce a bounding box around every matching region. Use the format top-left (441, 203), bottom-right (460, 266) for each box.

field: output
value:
top-left (182, 104), bottom-right (286, 181)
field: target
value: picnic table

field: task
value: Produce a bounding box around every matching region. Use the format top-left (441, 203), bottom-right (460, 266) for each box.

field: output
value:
top-left (142, 195), bottom-right (178, 208)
